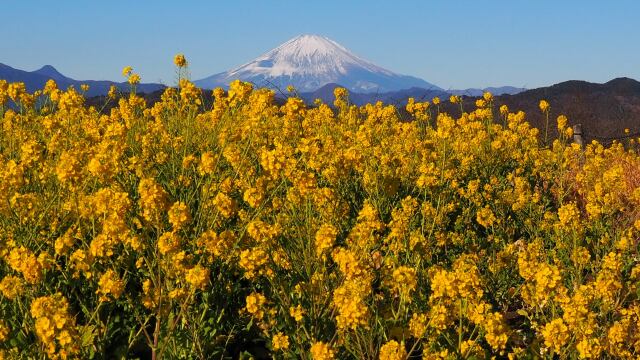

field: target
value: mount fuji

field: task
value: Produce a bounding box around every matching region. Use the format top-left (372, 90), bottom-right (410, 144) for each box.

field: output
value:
top-left (195, 34), bottom-right (442, 93)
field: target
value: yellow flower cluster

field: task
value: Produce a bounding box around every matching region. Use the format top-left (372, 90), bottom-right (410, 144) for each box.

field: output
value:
top-left (173, 53), bottom-right (187, 68)
top-left (315, 223), bottom-right (337, 256)
top-left (185, 264), bottom-right (209, 290)
top-left (310, 341), bottom-right (335, 360)
top-left (138, 177), bottom-right (169, 224)
top-left (379, 340), bottom-right (407, 360)
top-left (271, 332), bottom-right (289, 351)
top-left (96, 269), bottom-right (125, 302)
top-left (30, 294), bottom-right (79, 359)
top-left (1, 57), bottom-right (640, 358)
top-left (168, 201), bottom-right (191, 229)
top-left (0, 321), bottom-right (8, 343)
top-left (5, 246), bottom-right (43, 284)
top-left (0, 275), bottom-right (23, 300)
top-left (392, 266), bottom-right (417, 298)
top-left (245, 292), bottom-right (267, 323)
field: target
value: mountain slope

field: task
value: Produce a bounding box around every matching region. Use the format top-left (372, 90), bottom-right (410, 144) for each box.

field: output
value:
top-left (449, 86), bottom-right (526, 96)
top-left (434, 77), bottom-right (640, 143)
top-left (31, 65), bottom-right (73, 83)
top-left (298, 83), bottom-right (449, 106)
top-left (496, 77), bottom-right (640, 141)
top-left (0, 63), bottom-right (165, 97)
top-left (195, 34), bottom-right (441, 93)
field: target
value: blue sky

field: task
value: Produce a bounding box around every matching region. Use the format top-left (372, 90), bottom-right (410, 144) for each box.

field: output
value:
top-left (2, 1), bottom-right (638, 89)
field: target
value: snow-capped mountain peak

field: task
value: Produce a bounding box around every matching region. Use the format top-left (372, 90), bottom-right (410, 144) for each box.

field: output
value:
top-left (227, 34), bottom-right (394, 78)
top-left (195, 34), bottom-right (441, 93)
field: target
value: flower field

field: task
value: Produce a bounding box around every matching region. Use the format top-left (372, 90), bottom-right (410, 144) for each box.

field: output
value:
top-left (1, 57), bottom-right (640, 359)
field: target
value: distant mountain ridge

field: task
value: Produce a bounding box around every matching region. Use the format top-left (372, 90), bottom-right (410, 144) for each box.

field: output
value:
top-left (195, 34), bottom-right (442, 93)
top-left (433, 77), bottom-right (640, 143)
top-left (298, 83), bottom-right (449, 106)
top-left (0, 63), bottom-right (164, 97)
top-left (449, 86), bottom-right (526, 96)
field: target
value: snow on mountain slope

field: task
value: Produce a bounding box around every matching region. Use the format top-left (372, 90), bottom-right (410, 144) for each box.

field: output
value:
top-left (195, 34), bottom-right (441, 93)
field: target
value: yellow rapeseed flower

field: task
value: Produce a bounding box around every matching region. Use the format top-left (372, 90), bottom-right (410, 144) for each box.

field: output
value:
top-left (539, 99), bottom-right (550, 112)
top-left (310, 341), bottom-right (335, 360)
top-left (122, 66), bottom-right (133, 77)
top-left (379, 340), bottom-right (407, 360)
top-left (272, 332), bottom-right (289, 351)
top-left (174, 53), bottom-right (187, 67)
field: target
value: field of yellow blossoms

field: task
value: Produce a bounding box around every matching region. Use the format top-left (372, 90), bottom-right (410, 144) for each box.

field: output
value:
top-left (1, 55), bottom-right (640, 359)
